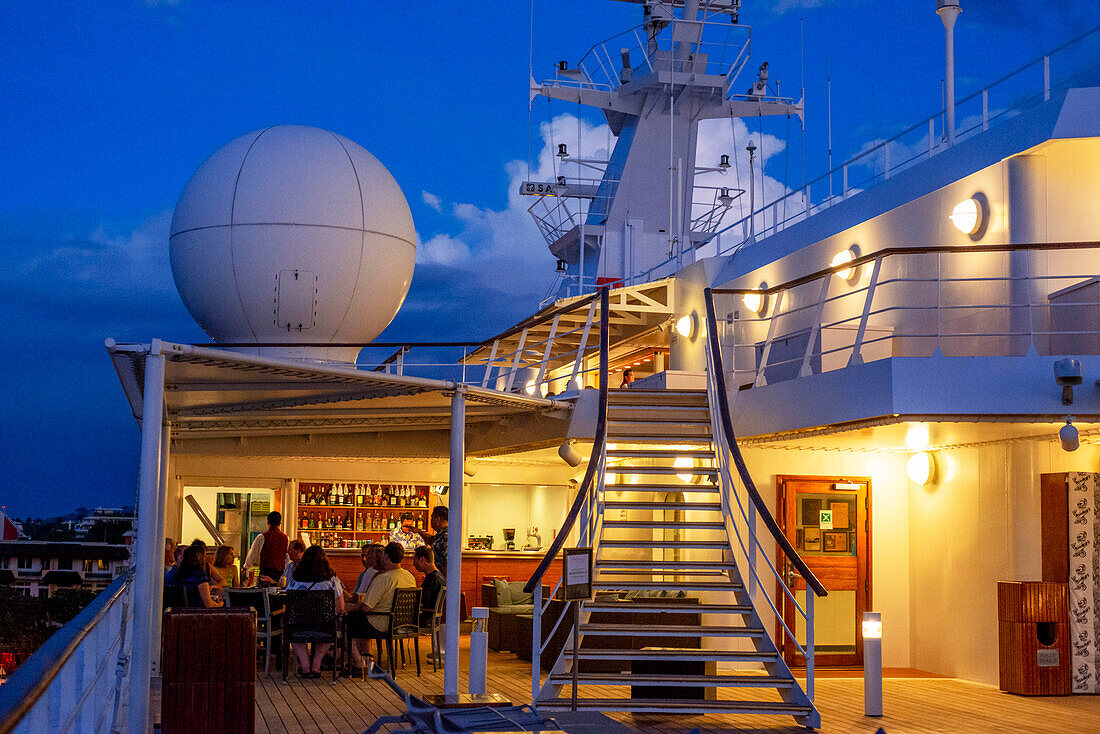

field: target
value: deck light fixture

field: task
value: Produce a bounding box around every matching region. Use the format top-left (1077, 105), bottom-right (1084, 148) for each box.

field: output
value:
top-left (675, 313), bottom-right (697, 340)
top-left (719, 154), bottom-right (731, 170)
top-left (949, 197), bottom-right (982, 235)
top-left (863, 611), bottom-right (883, 717)
top-left (830, 247), bottom-right (859, 282)
top-left (557, 143), bottom-right (569, 159)
top-left (906, 451), bottom-right (935, 485)
top-left (556, 259), bottom-right (567, 273)
top-left (742, 283), bottom-right (768, 316)
top-left (1061, 417), bottom-right (1080, 452)
top-left (558, 439), bottom-right (584, 467)
top-left (718, 188), bottom-right (735, 207)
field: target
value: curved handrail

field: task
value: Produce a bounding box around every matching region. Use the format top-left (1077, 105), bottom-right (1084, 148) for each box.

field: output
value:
top-left (0, 575), bottom-right (129, 734)
top-left (704, 288), bottom-right (827, 598)
top-left (525, 287), bottom-right (609, 593)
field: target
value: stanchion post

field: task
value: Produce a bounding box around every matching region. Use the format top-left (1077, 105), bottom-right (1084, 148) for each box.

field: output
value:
top-left (469, 607), bottom-right (488, 695)
top-left (863, 611), bottom-right (883, 717)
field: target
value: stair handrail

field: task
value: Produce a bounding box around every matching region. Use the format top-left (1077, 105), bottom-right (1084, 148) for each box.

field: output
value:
top-left (704, 288), bottom-right (827, 598)
top-left (525, 285), bottom-right (609, 594)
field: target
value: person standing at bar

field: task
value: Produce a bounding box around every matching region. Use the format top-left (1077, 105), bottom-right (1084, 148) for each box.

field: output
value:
top-left (415, 505), bottom-right (449, 577)
top-left (242, 511), bottom-right (289, 584)
top-left (389, 513), bottom-right (425, 552)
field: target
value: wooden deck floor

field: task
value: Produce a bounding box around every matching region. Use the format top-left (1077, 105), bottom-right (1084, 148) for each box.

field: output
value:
top-left (235, 639), bottom-right (1100, 734)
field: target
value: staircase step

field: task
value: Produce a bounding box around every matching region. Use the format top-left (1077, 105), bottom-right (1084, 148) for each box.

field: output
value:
top-left (601, 483), bottom-right (719, 493)
top-left (548, 672), bottom-right (793, 688)
top-left (537, 699), bottom-right (812, 716)
top-left (607, 389), bottom-right (706, 404)
top-left (593, 580), bottom-right (738, 591)
top-left (606, 448), bottom-right (715, 459)
top-left (607, 468), bottom-right (717, 479)
top-left (608, 419), bottom-right (711, 428)
top-left (596, 559), bottom-right (732, 570)
top-left (603, 520), bottom-right (725, 530)
top-left (600, 540), bottom-right (728, 549)
top-left (578, 624), bottom-right (765, 638)
top-left (607, 410), bottom-right (710, 423)
top-left (596, 569), bottom-right (730, 577)
top-left (564, 648), bottom-right (775, 662)
top-left (606, 431), bottom-right (713, 442)
top-left (603, 500), bottom-right (721, 511)
top-left (583, 601), bottom-right (754, 615)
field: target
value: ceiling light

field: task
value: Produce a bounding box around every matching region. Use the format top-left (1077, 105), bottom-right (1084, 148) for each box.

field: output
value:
top-left (906, 452), bottom-right (935, 485)
top-left (949, 198), bottom-right (982, 235)
top-left (830, 247), bottom-right (857, 282)
top-left (1061, 417), bottom-right (1080, 452)
top-left (525, 380), bottom-right (536, 395)
top-left (675, 314), bottom-right (696, 340)
top-left (905, 423), bottom-right (930, 452)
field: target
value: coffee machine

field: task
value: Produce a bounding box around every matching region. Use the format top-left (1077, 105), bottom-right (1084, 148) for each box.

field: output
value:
top-left (503, 528), bottom-right (516, 551)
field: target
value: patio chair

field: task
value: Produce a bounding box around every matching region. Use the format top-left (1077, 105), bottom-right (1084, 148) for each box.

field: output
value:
top-left (224, 587), bottom-right (284, 674)
top-left (282, 589), bottom-right (342, 682)
top-left (354, 587), bottom-right (422, 678)
top-left (363, 662), bottom-right (560, 734)
top-left (163, 584), bottom-right (188, 610)
top-left (419, 584), bottom-right (446, 672)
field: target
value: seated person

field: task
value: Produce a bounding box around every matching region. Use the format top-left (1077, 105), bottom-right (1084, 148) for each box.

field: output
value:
top-left (413, 546), bottom-right (444, 629)
top-left (346, 544), bottom-right (383, 605)
top-left (259, 539), bottom-right (306, 587)
top-left (285, 545), bottom-right (345, 678)
top-left (210, 545), bottom-right (239, 589)
top-left (345, 542), bottom-right (416, 675)
top-left (170, 545), bottom-right (223, 608)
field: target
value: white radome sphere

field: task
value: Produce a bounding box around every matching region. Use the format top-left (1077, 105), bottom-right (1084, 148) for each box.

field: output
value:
top-left (169, 125), bottom-right (416, 362)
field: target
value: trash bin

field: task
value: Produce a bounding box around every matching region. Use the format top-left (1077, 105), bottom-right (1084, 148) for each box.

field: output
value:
top-left (997, 581), bottom-right (1071, 695)
top-left (162, 607), bottom-right (257, 733)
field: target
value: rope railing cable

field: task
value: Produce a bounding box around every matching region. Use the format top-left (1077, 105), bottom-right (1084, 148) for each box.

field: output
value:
top-left (525, 286), bottom-right (609, 594)
top-left (704, 288), bottom-right (827, 598)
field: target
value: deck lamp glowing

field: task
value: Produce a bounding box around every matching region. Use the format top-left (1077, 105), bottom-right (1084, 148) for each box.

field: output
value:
top-left (949, 197), bottom-right (982, 235)
top-left (674, 455), bottom-right (698, 484)
top-left (830, 247), bottom-right (858, 282)
top-left (675, 313), bottom-right (697, 340)
top-left (906, 451), bottom-right (935, 485)
top-left (863, 611), bottom-right (883, 717)
top-left (742, 283), bottom-right (768, 316)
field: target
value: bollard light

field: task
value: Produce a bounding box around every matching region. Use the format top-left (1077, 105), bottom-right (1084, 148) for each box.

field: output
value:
top-left (863, 611), bottom-right (883, 717)
top-left (469, 607), bottom-right (489, 695)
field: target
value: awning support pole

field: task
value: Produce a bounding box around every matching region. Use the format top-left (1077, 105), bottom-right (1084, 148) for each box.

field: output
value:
top-left (444, 387), bottom-right (466, 696)
top-left (127, 346), bottom-right (166, 734)
top-left (151, 420), bottom-right (171, 675)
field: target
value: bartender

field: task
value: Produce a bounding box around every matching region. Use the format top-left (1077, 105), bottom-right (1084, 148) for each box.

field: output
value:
top-left (416, 505), bottom-right (449, 576)
top-left (389, 513), bottom-right (425, 552)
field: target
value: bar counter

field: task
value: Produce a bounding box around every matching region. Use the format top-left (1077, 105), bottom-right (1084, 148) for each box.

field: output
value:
top-left (320, 548), bottom-right (560, 615)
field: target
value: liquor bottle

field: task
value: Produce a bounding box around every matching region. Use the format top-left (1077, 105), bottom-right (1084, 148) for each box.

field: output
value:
top-left (344, 511), bottom-right (350, 530)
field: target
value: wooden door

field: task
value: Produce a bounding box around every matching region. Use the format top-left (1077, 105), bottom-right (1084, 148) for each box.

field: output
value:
top-left (776, 475), bottom-right (872, 668)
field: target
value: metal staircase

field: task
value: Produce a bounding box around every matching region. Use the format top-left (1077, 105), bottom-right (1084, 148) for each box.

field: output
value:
top-left (524, 288), bottom-right (826, 729)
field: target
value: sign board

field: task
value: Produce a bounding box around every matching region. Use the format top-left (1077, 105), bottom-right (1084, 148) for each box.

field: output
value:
top-left (563, 547), bottom-right (593, 601)
top-left (520, 180), bottom-right (563, 196)
top-left (819, 509), bottom-right (833, 530)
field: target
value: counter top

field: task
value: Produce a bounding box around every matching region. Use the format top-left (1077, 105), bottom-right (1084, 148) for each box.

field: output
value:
top-left (462, 549), bottom-right (547, 558)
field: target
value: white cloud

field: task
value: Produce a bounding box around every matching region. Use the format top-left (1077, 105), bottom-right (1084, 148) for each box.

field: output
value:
top-left (418, 233), bottom-right (470, 265)
top-left (421, 191), bottom-right (443, 213)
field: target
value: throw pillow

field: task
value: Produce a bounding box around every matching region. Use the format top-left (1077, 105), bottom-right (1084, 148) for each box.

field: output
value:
top-left (509, 581), bottom-right (533, 605)
top-left (490, 577), bottom-right (512, 606)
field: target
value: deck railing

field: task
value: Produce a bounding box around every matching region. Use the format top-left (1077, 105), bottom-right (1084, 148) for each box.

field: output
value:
top-left (711, 241), bottom-right (1100, 389)
top-left (0, 575), bottom-right (133, 734)
top-left (524, 287), bottom-right (609, 703)
top-left (703, 288), bottom-right (827, 700)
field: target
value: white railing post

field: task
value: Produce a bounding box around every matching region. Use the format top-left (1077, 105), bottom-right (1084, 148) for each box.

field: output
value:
top-left (754, 289), bottom-right (785, 388)
top-left (806, 592), bottom-right (816, 702)
top-left (800, 274), bottom-right (832, 378)
top-left (569, 300), bottom-right (598, 389)
top-left (532, 584), bottom-right (542, 701)
top-left (849, 256), bottom-right (883, 367)
top-left (928, 118), bottom-right (935, 156)
top-left (535, 314), bottom-right (561, 395)
top-left (884, 143), bottom-right (891, 180)
top-left (503, 328), bottom-right (529, 393)
top-left (982, 89), bottom-right (989, 131)
top-left (480, 339), bottom-right (499, 388)
top-left (842, 164), bottom-right (849, 199)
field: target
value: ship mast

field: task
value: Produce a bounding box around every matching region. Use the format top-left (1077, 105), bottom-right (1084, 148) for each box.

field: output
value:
top-left (525, 0), bottom-right (802, 295)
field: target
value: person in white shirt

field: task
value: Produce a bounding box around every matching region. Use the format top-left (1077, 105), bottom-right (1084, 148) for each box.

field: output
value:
top-left (346, 542), bottom-right (415, 676)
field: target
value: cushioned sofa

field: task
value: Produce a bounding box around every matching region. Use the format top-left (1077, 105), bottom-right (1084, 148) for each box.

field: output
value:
top-left (482, 579), bottom-right (549, 652)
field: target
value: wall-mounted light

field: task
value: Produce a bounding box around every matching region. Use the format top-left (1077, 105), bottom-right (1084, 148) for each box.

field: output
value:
top-left (1061, 417), bottom-right (1080, 452)
top-left (674, 456), bottom-right (699, 484)
top-left (675, 313), bottom-right (697, 340)
top-left (905, 423), bottom-right (930, 452)
top-left (949, 197), bottom-right (983, 236)
top-left (558, 439), bottom-right (584, 467)
top-left (742, 283), bottom-right (769, 316)
top-left (557, 143), bottom-right (569, 159)
top-left (463, 459), bottom-right (478, 477)
top-left (906, 451), bottom-right (936, 485)
top-left (719, 154), bottom-right (731, 170)
top-left (830, 246), bottom-right (860, 283)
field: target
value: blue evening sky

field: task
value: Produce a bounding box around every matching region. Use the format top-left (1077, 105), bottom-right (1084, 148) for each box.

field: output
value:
top-left (1, 1), bottom-right (1097, 517)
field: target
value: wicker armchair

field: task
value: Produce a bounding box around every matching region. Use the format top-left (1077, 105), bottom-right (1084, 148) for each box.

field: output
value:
top-left (282, 589), bottom-right (341, 682)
